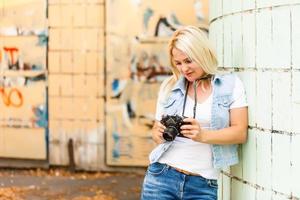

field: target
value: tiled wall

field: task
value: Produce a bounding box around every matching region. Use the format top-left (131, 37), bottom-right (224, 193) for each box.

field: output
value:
top-left (209, 0), bottom-right (300, 199)
top-left (48, 0), bottom-right (106, 170)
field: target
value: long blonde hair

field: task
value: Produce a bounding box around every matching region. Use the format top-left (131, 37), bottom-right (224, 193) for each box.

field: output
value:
top-left (162, 25), bottom-right (218, 94)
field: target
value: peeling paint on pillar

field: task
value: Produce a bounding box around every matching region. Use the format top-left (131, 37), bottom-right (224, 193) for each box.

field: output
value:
top-left (210, 1), bottom-right (300, 200)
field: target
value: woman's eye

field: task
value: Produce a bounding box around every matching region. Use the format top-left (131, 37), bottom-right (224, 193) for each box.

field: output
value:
top-left (185, 60), bottom-right (192, 64)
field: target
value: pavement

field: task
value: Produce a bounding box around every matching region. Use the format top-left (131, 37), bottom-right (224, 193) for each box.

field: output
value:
top-left (0, 168), bottom-right (145, 200)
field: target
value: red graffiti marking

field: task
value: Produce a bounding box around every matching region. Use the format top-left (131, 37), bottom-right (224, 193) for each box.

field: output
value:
top-left (3, 47), bottom-right (19, 65)
top-left (0, 87), bottom-right (23, 107)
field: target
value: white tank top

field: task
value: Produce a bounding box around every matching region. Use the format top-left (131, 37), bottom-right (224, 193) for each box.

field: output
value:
top-left (158, 94), bottom-right (220, 179)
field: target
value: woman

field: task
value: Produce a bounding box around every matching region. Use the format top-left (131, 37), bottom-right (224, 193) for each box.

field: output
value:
top-left (141, 26), bottom-right (248, 200)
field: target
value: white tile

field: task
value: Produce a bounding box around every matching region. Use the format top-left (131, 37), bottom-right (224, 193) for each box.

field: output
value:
top-left (237, 72), bottom-right (257, 127)
top-left (256, 131), bottom-right (272, 189)
top-left (272, 72), bottom-right (292, 132)
top-left (256, 10), bottom-right (272, 69)
top-left (221, 174), bottom-right (231, 200)
top-left (292, 72), bottom-right (300, 133)
top-left (271, 0), bottom-right (291, 6)
top-left (257, 0), bottom-right (272, 8)
top-left (209, 21), bottom-right (217, 49)
top-left (291, 134), bottom-right (300, 197)
top-left (209, 0), bottom-right (216, 21)
top-left (231, 0), bottom-right (242, 13)
top-left (231, 14), bottom-right (243, 68)
top-left (243, 185), bottom-right (256, 200)
top-left (231, 146), bottom-right (243, 178)
top-left (290, 0), bottom-right (300, 4)
top-left (271, 8), bottom-right (291, 69)
top-left (231, 179), bottom-right (244, 200)
top-left (257, 190), bottom-right (272, 200)
top-left (216, 20), bottom-right (224, 67)
top-left (242, 11), bottom-right (255, 68)
top-left (218, 174), bottom-right (223, 200)
top-left (242, 130), bottom-right (257, 184)
top-left (242, 0), bottom-right (255, 11)
top-left (216, 0), bottom-right (223, 18)
top-left (209, 0), bottom-right (223, 21)
top-left (291, 6), bottom-right (300, 69)
top-left (272, 193), bottom-right (291, 200)
top-left (272, 133), bottom-right (291, 194)
top-left (257, 71), bottom-right (272, 129)
top-left (223, 0), bottom-right (232, 15)
top-left (223, 15), bottom-right (232, 68)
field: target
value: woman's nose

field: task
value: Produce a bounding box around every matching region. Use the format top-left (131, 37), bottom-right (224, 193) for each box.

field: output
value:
top-left (181, 64), bottom-right (189, 72)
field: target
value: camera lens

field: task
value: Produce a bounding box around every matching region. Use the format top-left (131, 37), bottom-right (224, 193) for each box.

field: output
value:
top-left (162, 126), bottom-right (178, 141)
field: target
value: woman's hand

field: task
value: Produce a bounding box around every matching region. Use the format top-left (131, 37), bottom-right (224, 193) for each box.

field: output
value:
top-left (180, 118), bottom-right (206, 142)
top-left (152, 121), bottom-right (166, 144)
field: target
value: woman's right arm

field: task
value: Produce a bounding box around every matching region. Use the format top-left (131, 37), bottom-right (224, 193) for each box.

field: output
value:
top-left (153, 77), bottom-right (173, 144)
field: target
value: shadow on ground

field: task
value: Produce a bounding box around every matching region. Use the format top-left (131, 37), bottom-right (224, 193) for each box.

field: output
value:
top-left (0, 168), bottom-right (145, 200)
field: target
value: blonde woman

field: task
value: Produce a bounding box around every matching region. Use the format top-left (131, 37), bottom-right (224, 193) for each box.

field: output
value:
top-left (141, 26), bottom-right (248, 200)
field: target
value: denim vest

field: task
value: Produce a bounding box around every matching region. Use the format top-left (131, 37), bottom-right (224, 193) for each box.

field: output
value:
top-left (149, 73), bottom-right (239, 169)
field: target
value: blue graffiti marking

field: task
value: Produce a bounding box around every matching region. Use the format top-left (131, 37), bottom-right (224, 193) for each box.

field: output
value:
top-left (143, 8), bottom-right (153, 30)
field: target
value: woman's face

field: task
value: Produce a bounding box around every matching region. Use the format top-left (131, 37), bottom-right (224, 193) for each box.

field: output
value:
top-left (172, 48), bottom-right (205, 82)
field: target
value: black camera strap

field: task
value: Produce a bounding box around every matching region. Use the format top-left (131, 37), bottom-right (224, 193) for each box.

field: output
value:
top-left (182, 75), bottom-right (212, 119)
top-left (181, 80), bottom-right (197, 119)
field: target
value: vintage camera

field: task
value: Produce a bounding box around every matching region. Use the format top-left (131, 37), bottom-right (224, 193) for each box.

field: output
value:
top-left (160, 115), bottom-right (189, 141)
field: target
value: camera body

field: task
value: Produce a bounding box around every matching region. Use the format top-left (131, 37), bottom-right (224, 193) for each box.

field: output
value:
top-left (160, 115), bottom-right (189, 141)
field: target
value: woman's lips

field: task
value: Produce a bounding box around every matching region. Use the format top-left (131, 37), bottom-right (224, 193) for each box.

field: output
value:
top-left (185, 72), bottom-right (193, 77)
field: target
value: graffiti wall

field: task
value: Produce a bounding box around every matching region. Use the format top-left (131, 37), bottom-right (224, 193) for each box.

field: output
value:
top-left (106, 0), bottom-right (209, 166)
top-left (0, 0), bottom-right (47, 159)
top-left (47, 0), bottom-right (106, 170)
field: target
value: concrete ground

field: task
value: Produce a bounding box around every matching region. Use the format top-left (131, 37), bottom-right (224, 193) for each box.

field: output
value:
top-left (0, 168), bottom-right (145, 200)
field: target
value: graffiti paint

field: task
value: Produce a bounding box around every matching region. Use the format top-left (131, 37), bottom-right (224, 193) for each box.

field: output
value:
top-left (37, 30), bottom-right (48, 46)
top-left (31, 104), bottom-right (47, 127)
top-left (3, 47), bottom-right (19, 68)
top-left (0, 87), bottom-right (23, 107)
top-left (111, 79), bottom-right (128, 98)
top-left (143, 8), bottom-right (154, 31)
top-left (111, 117), bottom-right (133, 159)
top-left (131, 51), bottom-right (171, 82)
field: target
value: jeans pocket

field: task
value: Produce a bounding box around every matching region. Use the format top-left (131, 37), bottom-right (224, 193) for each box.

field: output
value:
top-left (147, 162), bottom-right (168, 176)
top-left (207, 179), bottom-right (218, 189)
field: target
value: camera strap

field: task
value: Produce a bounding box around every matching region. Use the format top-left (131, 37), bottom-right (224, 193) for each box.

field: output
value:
top-left (181, 80), bottom-right (197, 119)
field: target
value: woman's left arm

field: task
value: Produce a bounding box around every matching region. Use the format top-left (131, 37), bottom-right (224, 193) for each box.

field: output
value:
top-left (181, 107), bottom-right (248, 144)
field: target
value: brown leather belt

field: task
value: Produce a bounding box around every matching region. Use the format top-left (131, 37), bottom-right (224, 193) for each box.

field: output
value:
top-left (171, 166), bottom-right (201, 176)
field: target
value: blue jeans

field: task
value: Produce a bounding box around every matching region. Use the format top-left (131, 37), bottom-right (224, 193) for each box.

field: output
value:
top-left (141, 162), bottom-right (218, 200)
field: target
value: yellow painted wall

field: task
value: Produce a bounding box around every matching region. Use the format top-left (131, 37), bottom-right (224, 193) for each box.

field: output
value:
top-left (0, 0), bottom-right (47, 160)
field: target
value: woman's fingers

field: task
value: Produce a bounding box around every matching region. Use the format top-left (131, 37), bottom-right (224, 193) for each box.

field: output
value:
top-left (152, 121), bottom-right (165, 144)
